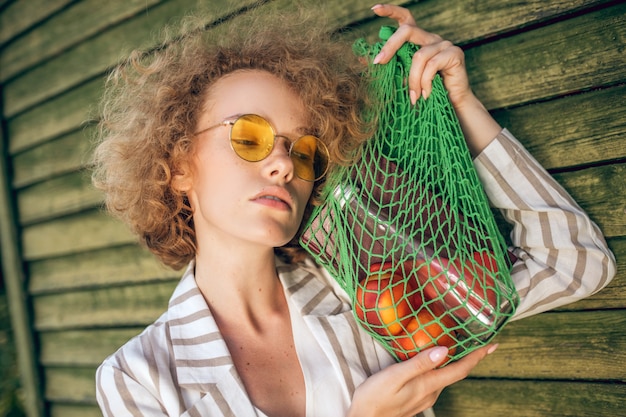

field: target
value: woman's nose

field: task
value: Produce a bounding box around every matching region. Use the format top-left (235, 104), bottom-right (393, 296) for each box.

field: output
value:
top-left (262, 136), bottom-right (295, 182)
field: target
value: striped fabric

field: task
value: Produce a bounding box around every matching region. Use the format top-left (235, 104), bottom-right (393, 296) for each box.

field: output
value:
top-left (474, 129), bottom-right (615, 320)
top-left (96, 129), bottom-right (615, 416)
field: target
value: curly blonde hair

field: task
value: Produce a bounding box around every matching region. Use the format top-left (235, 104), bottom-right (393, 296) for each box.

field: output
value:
top-left (91, 7), bottom-right (373, 270)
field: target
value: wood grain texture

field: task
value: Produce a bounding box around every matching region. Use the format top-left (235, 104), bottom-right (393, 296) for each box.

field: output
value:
top-left (463, 3), bottom-right (626, 109)
top-left (12, 127), bottom-right (95, 188)
top-left (7, 77), bottom-right (102, 154)
top-left (33, 280), bottom-right (176, 330)
top-left (492, 84), bottom-right (626, 170)
top-left (1, 0), bottom-right (260, 118)
top-left (434, 378), bottom-right (626, 417)
top-left (403, 0), bottom-right (615, 44)
top-left (17, 170), bottom-right (102, 226)
top-left (21, 209), bottom-right (135, 261)
top-left (28, 244), bottom-right (179, 294)
top-left (39, 328), bottom-right (145, 367)
top-left (0, 0), bottom-right (74, 45)
top-left (471, 310), bottom-right (626, 381)
top-left (0, 0), bottom-right (166, 81)
top-left (44, 366), bottom-right (96, 404)
top-left (49, 404), bottom-right (102, 417)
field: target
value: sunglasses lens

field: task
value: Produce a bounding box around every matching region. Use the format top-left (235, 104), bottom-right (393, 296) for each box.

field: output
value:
top-left (229, 114), bottom-right (329, 181)
top-left (291, 136), bottom-right (329, 181)
top-left (230, 114), bottom-right (274, 162)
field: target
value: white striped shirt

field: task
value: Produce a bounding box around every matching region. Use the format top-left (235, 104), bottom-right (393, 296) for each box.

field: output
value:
top-left (96, 129), bottom-right (616, 416)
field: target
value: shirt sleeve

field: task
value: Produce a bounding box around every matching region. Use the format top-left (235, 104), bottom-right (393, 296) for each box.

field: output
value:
top-left (96, 360), bottom-right (170, 417)
top-left (473, 129), bottom-right (616, 320)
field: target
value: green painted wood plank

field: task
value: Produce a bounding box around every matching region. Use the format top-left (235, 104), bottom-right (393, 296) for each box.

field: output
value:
top-left (28, 244), bottom-right (179, 294)
top-left (21, 209), bottom-right (135, 261)
top-left (472, 310), bottom-right (626, 381)
top-left (39, 328), bottom-right (145, 367)
top-left (492, 84), bottom-right (626, 170)
top-left (464, 3), bottom-right (626, 109)
top-left (7, 78), bottom-right (102, 154)
top-left (0, 0), bottom-right (167, 81)
top-left (17, 170), bottom-right (102, 226)
top-left (44, 366), bottom-right (96, 404)
top-left (50, 404), bottom-right (102, 417)
top-left (434, 378), bottom-right (626, 417)
top-left (401, 0), bottom-right (613, 45)
top-left (5, 0), bottom-right (616, 118)
top-left (33, 281), bottom-right (176, 330)
top-left (12, 127), bottom-right (94, 188)
top-left (10, 77), bottom-right (623, 189)
top-left (0, 0), bottom-right (74, 46)
top-left (25, 234), bottom-right (624, 309)
top-left (7, 2), bottom-right (625, 157)
top-left (1, 0), bottom-right (258, 118)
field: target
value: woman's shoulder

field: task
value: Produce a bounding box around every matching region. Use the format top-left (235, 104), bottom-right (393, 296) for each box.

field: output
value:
top-left (97, 265), bottom-right (202, 380)
top-left (99, 313), bottom-right (171, 373)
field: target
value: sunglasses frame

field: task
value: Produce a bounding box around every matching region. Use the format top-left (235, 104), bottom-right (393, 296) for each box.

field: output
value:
top-left (194, 114), bottom-right (330, 181)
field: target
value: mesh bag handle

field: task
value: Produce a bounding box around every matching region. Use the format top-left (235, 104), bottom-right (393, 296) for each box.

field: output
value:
top-left (300, 26), bottom-right (518, 364)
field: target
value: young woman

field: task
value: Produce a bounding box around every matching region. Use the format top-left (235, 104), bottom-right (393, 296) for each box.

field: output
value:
top-left (92, 4), bottom-right (615, 417)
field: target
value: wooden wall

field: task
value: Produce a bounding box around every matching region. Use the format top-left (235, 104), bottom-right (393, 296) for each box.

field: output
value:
top-left (0, 0), bottom-right (624, 416)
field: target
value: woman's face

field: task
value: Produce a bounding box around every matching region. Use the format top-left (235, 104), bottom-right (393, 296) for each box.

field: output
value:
top-left (178, 70), bottom-right (315, 252)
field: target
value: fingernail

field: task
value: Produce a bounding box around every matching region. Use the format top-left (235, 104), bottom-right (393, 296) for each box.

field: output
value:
top-left (422, 89), bottom-right (430, 100)
top-left (371, 4), bottom-right (383, 10)
top-left (410, 89), bottom-right (419, 105)
top-left (429, 346), bottom-right (449, 363)
top-left (373, 51), bottom-right (385, 65)
top-left (487, 344), bottom-right (499, 355)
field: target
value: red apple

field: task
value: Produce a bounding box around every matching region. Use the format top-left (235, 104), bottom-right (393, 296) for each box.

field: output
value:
top-left (355, 262), bottom-right (417, 336)
top-left (390, 309), bottom-right (457, 362)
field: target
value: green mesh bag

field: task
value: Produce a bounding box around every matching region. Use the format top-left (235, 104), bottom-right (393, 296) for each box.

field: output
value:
top-left (300, 26), bottom-right (518, 364)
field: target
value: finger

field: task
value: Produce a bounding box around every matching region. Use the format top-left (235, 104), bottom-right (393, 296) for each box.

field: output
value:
top-left (372, 4), bottom-right (442, 46)
top-left (386, 346), bottom-right (449, 383)
top-left (371, 3), bottom-right (416, 27)
top-left (407, 41), bottom-right (459, 101)
top-left (373, 347), bottom-right (449, 415)
top-left (432, 344), bottom-right (497, 386)
top-left (373, 25), bottom-right (421, 65)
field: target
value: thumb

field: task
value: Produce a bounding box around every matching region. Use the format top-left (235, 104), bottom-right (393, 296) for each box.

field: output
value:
top-left (411, 346), bottom-right (450, 369)
top-left (393, 346), bottom-right (449, 379)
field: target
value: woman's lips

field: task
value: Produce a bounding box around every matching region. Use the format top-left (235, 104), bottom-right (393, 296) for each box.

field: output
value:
top-left (251, 187), bottom-right (293, 210)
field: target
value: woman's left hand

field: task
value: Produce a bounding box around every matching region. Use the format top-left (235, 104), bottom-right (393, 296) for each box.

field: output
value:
top-left (371, 3), bottom-right (502, 155)
top-left (371, 3), bottom-right (471, 106)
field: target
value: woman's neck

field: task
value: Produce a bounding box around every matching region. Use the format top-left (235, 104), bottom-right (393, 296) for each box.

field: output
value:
top-left (193, 242), bottom-right (286, 329)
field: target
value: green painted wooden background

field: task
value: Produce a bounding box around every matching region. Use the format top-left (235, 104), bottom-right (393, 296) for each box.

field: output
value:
top-left (0, 0), bottom-right (624, 416)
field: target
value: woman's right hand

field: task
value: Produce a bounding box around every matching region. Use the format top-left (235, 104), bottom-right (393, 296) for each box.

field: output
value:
top-left (347, 344), bottom-right (497, 417)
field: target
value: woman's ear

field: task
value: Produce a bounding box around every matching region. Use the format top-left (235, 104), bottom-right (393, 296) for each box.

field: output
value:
top-left (172, 163), bottom-right (194, 193)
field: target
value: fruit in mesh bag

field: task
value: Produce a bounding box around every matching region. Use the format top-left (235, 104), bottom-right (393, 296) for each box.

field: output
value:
top-left (389, 306), bottom-right (458, 362)
top-left (355, 261), bottom-right (459, 361)
top-left (354, 262), bottom-right (417, 336)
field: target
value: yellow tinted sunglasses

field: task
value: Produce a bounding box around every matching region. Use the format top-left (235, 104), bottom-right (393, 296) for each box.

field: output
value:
top-left (195, 114), bottom-right (330, 182)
